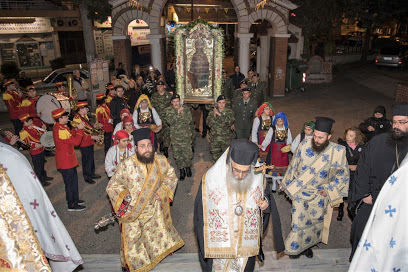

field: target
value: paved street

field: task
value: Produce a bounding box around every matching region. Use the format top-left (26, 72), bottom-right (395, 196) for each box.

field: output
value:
top-left (1, 61), bottom-right (407, 270)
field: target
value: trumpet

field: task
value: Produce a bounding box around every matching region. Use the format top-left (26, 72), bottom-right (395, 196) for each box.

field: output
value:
top-left (69, 120), bottom-right (105, 147)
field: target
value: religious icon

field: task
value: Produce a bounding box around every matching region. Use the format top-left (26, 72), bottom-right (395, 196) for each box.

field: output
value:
top-left (174, 20), bottom-right (224, 104)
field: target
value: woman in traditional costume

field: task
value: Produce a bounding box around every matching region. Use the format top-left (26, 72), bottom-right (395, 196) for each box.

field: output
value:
top-left (105, 130), bottom-right (131, 177)
top-left (251, 102), bottom-right (274, 162)
top-left (132, 94), bottom-right (161, 150)
top-left (262, 112), bottom-right (292, 192)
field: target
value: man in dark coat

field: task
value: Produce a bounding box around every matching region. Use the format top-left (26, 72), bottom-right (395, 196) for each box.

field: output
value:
top-left (350, 103), bottom-right (408, 261)
top-left (109, 85), bottom-right (129, 127)
top-left (358, 105), bottom-right (391, 142)
top-left (230, 65), bottom-right (245, 89)
top-left (194, 139), bottom-right (284, 272)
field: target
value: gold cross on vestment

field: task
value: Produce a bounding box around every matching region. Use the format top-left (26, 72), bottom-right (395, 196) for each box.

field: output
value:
top-left (254, 162), bottom-right (275, 174)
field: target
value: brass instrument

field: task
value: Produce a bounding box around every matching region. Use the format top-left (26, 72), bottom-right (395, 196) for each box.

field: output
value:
top-left (65, 74), bottom-right (78, 112)
top-left (69, 119), bottom-right (104, 147)
top-left (90, 113), bottom-right (105, 147)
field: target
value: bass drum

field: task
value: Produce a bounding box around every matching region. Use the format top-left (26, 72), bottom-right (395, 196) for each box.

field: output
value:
top-left (36, 94), bottom-right (71, 124)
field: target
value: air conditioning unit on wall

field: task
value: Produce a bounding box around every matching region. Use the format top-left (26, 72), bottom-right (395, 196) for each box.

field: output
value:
top-left (53, 18), bottom-right (82, 29)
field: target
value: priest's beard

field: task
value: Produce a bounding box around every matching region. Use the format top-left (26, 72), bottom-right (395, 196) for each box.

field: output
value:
top-left (311, 138), bottom-right (330, 153)
top-left (226, 165), bottom-right (254, 194)
top-left (386, 128), bottom-right (408, 149)
top-left (136, 149), bottom-right (154, 164)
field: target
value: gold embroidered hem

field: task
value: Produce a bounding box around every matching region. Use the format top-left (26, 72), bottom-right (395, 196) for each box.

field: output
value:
top-left (0, 166), bottom-right (51, 272)
top-left (123, 239), bottom-right (184, 272)
top-left (107, 154), bottom-right (183, 272)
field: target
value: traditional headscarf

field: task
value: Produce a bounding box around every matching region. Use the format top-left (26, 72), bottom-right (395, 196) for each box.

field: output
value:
top-left (256, 102), bottom-right (274, 117)
top-left (120, 109), bottom-right (131, 119)
top-left (122, 116), bottom-right (134, 126)
top-left (113, 130), bottom-right (129, 146)
top-left (135, 94), bottom-right (152, 109)
top-left (273, 112), bottom-right (289, 128)
top-left (301, 120), bottom-right (315, 133)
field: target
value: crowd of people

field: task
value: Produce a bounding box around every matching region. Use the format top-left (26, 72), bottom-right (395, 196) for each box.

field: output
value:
top-left (0, 64), bottom-right (406, 271)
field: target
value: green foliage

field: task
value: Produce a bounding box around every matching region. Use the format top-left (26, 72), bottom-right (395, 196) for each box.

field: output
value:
top-left (1, 62), bottom-right (20, 78)
top-left (84, 0), bottom-right (113, 23)
top-left (49, 57), bottom-right (66, 70)
top-left (291, 0), bottom-right (347, 40)
top-left (51, 0), bottom-right (112, 23)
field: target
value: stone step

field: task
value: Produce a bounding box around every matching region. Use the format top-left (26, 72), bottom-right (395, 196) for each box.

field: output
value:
top-left (76, 248), bottom-right (350, 272)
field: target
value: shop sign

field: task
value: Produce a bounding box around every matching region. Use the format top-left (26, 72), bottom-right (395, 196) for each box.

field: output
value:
top-left (129, 28), bottom-right (150, 46)
top-left (0, 18), bottom-right (52, 34)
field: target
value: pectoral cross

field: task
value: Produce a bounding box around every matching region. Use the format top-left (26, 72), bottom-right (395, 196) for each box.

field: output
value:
top-left (254, 162), bottom-right (275, 199)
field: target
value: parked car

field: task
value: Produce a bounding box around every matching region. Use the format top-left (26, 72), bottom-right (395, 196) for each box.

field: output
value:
top-left (375, 47), bottom-right (408, 71)
top-left (33, 68), bottom-right (89, 93)
top-left (336, 37), bottom-right (364, 53)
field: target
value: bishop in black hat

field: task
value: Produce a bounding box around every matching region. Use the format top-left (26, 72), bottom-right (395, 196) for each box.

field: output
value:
top-left (194, 139), bottom-right (284, 272)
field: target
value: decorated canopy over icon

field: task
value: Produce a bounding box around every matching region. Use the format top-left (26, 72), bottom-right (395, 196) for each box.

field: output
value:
top-left (174, 19), bottom-right (224, 104)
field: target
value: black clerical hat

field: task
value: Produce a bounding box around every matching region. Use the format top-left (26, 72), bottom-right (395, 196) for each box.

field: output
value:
top-left (393, 103), bottom-right (408, 116)
top-left (132, 128), bottom-right (151, 145)
top-left (315, 117), bottom-right (335, 133)
top-left (227, 139), bottom-right (259, 165)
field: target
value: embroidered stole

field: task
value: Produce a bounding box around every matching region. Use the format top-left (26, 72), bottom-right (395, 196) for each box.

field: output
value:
top-left (118, 155), bottom-right (163, 223)
top-left (202, 150), bottom-right (262, 259)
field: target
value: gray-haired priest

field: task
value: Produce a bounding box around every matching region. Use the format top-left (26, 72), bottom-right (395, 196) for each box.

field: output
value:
top-left (194, 139), bottom-right (284, 271)
top-left (107, 128), bottom-right (184, 272)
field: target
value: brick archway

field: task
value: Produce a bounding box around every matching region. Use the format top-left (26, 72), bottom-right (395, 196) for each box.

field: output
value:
top-left (111, 2), bottom-right (151, 36)
top-left (247, 7), bottom-right (288, 34)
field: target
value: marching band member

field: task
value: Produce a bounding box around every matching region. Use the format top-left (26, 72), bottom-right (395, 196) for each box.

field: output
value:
top-left (96, 93), bottom-right (113, 154)
top-left (73, 101), bottom-right (102, 188)
top-left (21, 85), bottom-right (39, 118)
top-left (104, 130), bottom-right (131, 178)
top-left (19, 113), bottom-right (53, 186)
top-left (52, 108), bottom-right (86, 211)
top-left (105, 83), bottom-right (116, 107)
top-left (55, 81), bottom-right (75, 101)
top-left (2, 79), bottom-right (23, 135)
top-left (132, 94), bottom-right (162, 149)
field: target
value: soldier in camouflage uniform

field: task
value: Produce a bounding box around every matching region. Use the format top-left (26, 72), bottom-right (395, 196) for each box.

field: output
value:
top-left (207, 95), bottom-right (235, 162)
top-left (150, 80), bottom-right (171, 157)
top-left (166, 93), bottom-right (194, 180)
top-left (221, 70), bottom-right (235, 108)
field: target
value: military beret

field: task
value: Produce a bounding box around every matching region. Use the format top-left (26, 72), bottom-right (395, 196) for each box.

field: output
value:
top-left (217, 95), bottom-right (226, 102)
top-left (171, 93), bottom-right (180, 101)
top-left (241, 87), bottom-right (251, 92)
top-left (156, 80), bottom-right (165, 86)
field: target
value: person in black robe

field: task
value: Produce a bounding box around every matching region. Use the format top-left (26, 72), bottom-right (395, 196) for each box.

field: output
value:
top-left (194, 139), bottom-right (284, 272)
top-left (358, 105), bottom-right (391, 142)
top-left (350, 103), bottom-right (408, 261)
top-left (110, 85), bottom-right (130, 127)
top-left (230, 66), bottom-right (245, 90)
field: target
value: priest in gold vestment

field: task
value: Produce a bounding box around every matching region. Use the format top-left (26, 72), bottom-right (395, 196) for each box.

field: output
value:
top-left (107, 128), bottom-right (184, 272)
